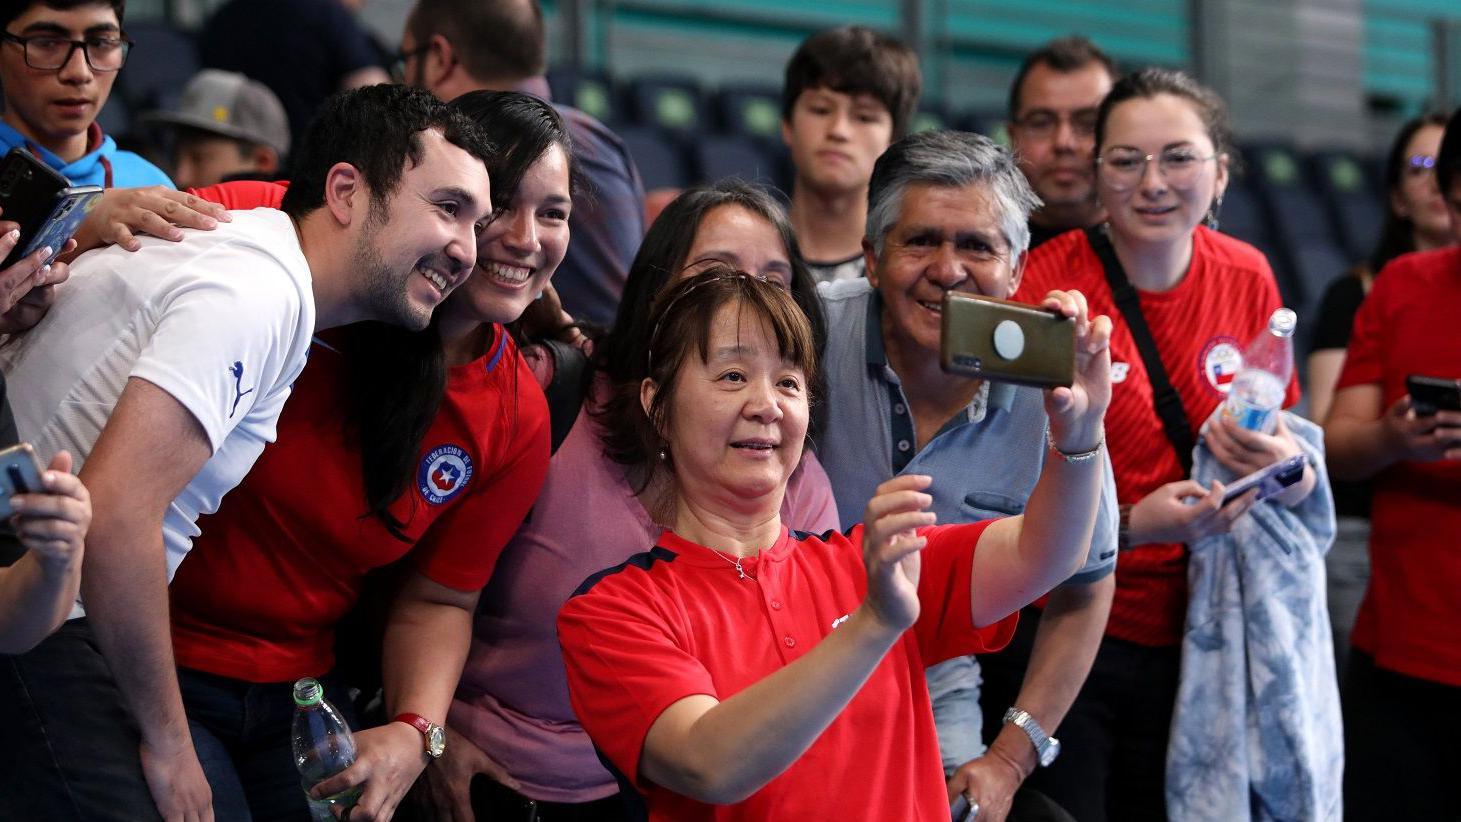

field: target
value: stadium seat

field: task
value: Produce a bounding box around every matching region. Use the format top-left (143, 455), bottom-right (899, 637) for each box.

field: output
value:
top-left (1217, 178), bottom-right (1269, 249)
top-left (626, 77), bottom-right (708, 133)
top-left (689, 135), bottom-right (780, 190)
top-left (908, 107), bottom-right (948, 135)
top-left (1287, 240), bottom-right (1352, 354)
top-left (115, 21), bottom-right (198, 114)
top-left (715, 85), bottom-right (784, 140)
top-left (615, 125), bottom-right (690, 190)
top-left (1241, 142), bottom-right (1347, 289)
top-left (547, 67), bottom-right (619, 125)
top-left (1309, 149), bottom-right (1385, 262)
top-left (956, 110), bottom-right (1010, 146)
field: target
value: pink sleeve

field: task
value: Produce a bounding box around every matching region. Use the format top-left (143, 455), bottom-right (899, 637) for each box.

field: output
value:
top-left (782, 450), bottom-right (841, 534)
top-left (910, 520), bottom-right (1018, 664)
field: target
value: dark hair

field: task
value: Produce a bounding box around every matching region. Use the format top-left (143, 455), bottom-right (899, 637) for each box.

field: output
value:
top-left (596, 181), bottom-right (828, 484)
top-left (1368, 111), bottom-right (1450, 273)
top-left (407, 0), bottom-right (545, 84)
top-left (346, 90), bottom-right (575, 539)
top-left (781, 25), bottom-right (922, 139)
top-left (1094, 67), bottom-right (1233, 161)
top-left (280, 84), bottom-right (492, 220)
top-left (625, 267), bottom-right (819, 494)
top-left (1438, 106), bottom-right (1461, 202)
top-left (448, 89), bottom-right (580, 213)
top-left (0, 0), bottom-right (123, 32)
top-left (1007, 35), bottom-right (1116, 121)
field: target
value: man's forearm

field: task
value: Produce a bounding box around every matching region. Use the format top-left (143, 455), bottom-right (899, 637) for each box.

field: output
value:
top-left (79, 516), bottom-right (194, 754)
top-left (991, 576), bottom-right (1113, 773)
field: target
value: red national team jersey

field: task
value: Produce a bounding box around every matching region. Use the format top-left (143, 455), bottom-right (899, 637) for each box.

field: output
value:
top-left (170, 327), bottom-right (550, 681)
top-left (558, 522), bottom-right (1015, 821)
top-left (187, 179), bottom-right (287, 210)
top-left (1336, 246), bottom-right (1461, 685)
top-left (1018, 227), bottom-right (1297, 646)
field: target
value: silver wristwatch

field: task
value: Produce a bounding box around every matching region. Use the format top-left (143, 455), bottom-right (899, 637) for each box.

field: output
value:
top-left (1003, 706), bottom-right (1061, 767)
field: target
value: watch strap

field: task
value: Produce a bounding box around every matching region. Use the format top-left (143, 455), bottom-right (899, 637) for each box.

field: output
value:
top-left (1003, 706), bottom-right (1057, 765)
top-left (393, 712), bottom-right (433, 737)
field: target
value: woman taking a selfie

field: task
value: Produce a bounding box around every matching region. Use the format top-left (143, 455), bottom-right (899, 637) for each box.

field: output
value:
top-left (556, 268), bottom-right (1111, 819)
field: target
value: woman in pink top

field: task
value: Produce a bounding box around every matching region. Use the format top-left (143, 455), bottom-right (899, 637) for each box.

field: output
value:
top-left (412, 182), bottom-right (838, 820)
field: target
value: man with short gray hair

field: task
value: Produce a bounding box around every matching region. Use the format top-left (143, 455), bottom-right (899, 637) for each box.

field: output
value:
top-left (816, 129), bottom-right (1115, 821)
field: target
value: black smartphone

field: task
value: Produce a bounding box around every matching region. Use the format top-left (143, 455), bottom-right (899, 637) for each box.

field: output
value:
top-left (0, 442), bottom-right (45, 519)
top-left (16, 185), bottom-right (103, 266)
top-left (1406, 374), bottom-right (1461, 417)
top-left (1220, 453), bottom-right (1307, 507)
top-left (0, 148), bottom-right (70, 269)
top-left (941, 292), bottom-right (1075, 388)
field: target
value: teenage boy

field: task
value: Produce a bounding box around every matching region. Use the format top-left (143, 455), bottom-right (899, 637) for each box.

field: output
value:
top-left (0, 0), bottom-right (171, 187)
top-left (781, 25), bottom-right (920, 283)
top-left (1005, 36), bottom-right (1116, 249)
top-left (143, 69), bottom-right (291, 189)
top-left (0, 84), bottom-right (493, 822)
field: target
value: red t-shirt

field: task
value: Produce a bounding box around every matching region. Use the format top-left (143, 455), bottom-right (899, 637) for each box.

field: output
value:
top-left (170, 328), bottom-right (551, 681)
top-left (187, 179), bottom-right (287, 209)
top-left (1335, 246), bottom-right (1461, 685)
top-left (558, 521), bottom-right (1016, 821)
top-left (1018, 227), bottom-right (1297, 646)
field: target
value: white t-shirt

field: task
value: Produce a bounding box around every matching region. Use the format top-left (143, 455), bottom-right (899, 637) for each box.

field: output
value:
top-left (0, 209), bottom-right (315, 618)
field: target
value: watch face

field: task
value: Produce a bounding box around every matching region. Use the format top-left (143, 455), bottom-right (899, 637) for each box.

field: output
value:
top-left (426, 725), bottom-right (446, 758)
top-left (1039, 737), bottom-right (1061, 767)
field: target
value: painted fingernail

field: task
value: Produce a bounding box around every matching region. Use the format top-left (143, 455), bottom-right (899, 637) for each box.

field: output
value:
top-left (40, 246), bottom-right (52, 259)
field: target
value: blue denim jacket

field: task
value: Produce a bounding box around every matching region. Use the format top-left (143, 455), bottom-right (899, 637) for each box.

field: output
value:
top-left (1166, 412), bottom-right (1342, 821)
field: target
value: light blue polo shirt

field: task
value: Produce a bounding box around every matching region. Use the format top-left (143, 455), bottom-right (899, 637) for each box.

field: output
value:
top-left (815, 278), bottom-right (1117, 583)
top-left (814, 278), bottom-right (1117, 769)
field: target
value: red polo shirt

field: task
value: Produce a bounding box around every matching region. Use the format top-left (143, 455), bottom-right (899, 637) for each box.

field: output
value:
top-left (1337, 246), bottom-right (1461, 686)
top-left (558, 521), bottom-right (1015, 821)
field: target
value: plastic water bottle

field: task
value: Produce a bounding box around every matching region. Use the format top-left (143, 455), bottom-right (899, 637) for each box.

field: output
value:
top-left (291, 677), bottom-right (361, 821)
top-left (1222, 308), bottom-right (1297, 434)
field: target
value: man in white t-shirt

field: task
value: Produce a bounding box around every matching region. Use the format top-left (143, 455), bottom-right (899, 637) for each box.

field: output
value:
top-left (0, 84), bottom-right (493, 822)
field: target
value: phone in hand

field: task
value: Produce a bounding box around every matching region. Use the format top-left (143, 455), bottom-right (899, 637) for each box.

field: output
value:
top-left (0, 147), bottom-right (70, 269)
top-left (951, 793), bottom-right (978, 822)
top-left (1220, 453), bottom-right (1307, 507)
top-left (940, 292), bottom-right (1075, 388)
top-left (16, 185), bottom-right (103, 267)
top-left (0, 442), bottom-right (45, 519)
top-left (1406, 374), bottom-right (1461, 417)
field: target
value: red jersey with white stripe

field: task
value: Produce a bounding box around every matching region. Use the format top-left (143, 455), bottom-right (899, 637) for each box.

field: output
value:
top-left (558, 522), bottom-right (1016, 821)
top-left (1017, 226), bottom-right (1296, 646)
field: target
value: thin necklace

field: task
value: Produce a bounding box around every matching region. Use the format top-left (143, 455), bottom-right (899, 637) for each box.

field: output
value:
top-left (710, 548), bottom-right (755, 581)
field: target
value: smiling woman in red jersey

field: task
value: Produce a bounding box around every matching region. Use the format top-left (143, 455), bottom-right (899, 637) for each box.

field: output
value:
top-left (1015, 68), bottom-right (1321, 820)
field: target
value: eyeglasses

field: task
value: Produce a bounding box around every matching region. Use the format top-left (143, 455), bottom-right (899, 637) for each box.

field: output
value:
top-left (2, 31), bottom-right (131, 72)
top-left (1404, 154), bottom-right (1437, 179)
top-left (390, 43), bottom-right (431, 84)
top-left (1097, 148), bottom-right (1216, 192)
top-left (1012, 109), bottom-right (1099, 139)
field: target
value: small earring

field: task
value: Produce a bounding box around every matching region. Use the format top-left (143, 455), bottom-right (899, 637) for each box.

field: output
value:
top-left (657, 448), bottom-right (668, 462)
top-left (1204, 194), bottom-right (1224, 231)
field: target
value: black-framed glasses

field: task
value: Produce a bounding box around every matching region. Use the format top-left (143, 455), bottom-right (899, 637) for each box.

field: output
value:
top-left (2, 31), bottom-right (131, 72)
top-left (390, 44), bottom-right (431, 84)
top-left (1012, 109), bottom-right (1099, 139)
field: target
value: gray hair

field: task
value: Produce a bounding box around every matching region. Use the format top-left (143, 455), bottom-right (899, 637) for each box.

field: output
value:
top-left (865, 130), bottom-right (1042, 258)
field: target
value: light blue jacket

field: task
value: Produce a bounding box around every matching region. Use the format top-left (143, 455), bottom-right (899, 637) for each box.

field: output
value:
top-left (1166, 412), bottom-right (1342, 822)
top-left (0, 121), bottom-right (172, 189)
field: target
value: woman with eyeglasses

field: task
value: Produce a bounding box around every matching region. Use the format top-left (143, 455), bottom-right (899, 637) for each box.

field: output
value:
top-left (1014, 68), bottom-right (1325, 819)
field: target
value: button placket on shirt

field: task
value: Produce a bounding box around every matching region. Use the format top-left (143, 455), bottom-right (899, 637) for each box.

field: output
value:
top-left (759, 562), bottom-right (801, 662)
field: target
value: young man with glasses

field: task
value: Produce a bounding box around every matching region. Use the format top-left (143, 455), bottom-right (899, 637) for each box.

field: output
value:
top-left (1006, 36), bottom-right (1116, 250)
top-left (0, 0), bottom-right (171, 188)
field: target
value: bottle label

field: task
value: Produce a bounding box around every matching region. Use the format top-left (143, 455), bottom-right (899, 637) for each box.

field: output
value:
top-left (1224, 397), bottom-right (1275, 433)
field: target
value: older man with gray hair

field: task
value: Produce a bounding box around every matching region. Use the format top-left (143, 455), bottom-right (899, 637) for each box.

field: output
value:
top-left (815, 130), bottom-right (1116, 822)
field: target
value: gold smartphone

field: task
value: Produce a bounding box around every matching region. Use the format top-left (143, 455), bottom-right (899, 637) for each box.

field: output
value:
top-left (940, 292), bottom-right (1075, 388)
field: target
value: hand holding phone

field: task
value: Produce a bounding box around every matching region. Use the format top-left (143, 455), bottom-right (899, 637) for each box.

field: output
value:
top-left (940, 292), bottom-right (1075, 388)
top-left (1220, 453), bottom-right (1307, 507)
top-left (1406, 374), bottom-right (1461, 417)
top-left (950, 793), bottom-right (979, 822)
top-left (0, 442), bottom-right (45, 518)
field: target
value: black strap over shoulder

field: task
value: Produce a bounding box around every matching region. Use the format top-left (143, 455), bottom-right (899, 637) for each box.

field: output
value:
top-left (539, 338), bottom-right (594, 455)
top-left (1084, 226), bottom-right (1195, 475)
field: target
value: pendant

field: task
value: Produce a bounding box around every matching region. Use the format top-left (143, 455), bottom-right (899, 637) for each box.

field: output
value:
top-left (735, 560), bottom-right (747, 580)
